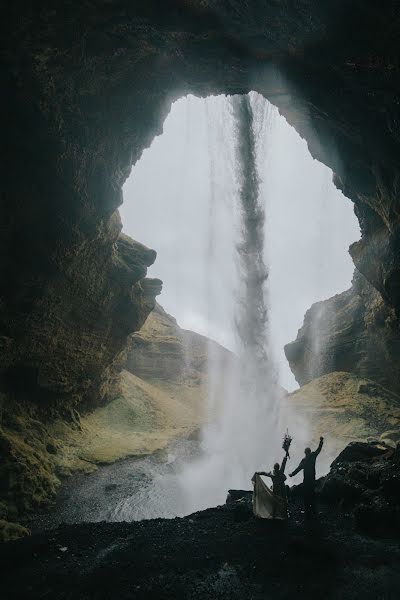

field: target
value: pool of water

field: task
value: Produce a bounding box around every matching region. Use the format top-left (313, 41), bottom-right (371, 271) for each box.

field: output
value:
top-left (28, 438), bottom-right (203, 532)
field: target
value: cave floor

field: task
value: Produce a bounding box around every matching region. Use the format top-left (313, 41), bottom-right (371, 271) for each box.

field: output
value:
top-left (2, 499), bottom-right (400, 599)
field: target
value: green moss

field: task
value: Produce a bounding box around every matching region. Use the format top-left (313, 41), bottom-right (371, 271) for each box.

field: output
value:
top-left (0, 519), bottom-right (30, 543)
top-left (0, 408), bottom-right (60, 523)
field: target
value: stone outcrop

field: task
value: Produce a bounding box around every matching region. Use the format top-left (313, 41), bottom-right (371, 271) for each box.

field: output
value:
top-left (1, 228), bottom-right (161, 414)
top-left (319, 441), bottom-right (400, 535)
top-left (126, 303), bottom-right (232, 386)
top-left (0, 227), bottom-right (162, 536)
top-left (285, 271), bottom-right (400, 394)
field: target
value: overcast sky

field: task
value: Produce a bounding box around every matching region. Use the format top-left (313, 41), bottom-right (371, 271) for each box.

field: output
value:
top-left (121, 94), bottom-right (360, 391)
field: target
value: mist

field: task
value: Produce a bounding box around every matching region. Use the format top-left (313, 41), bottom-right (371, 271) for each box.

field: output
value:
top-left (121, 93), bottom-right (360, 392)
top-left (118, 92), bottom-right (347, 517)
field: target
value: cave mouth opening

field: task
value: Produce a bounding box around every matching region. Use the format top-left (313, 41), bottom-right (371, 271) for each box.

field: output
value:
top-left (16, 92), bottom-right (364, 530)
top-left (110, 92), bottom-right (362, 520)
top-left (121, 92), bottom-right (360, 392)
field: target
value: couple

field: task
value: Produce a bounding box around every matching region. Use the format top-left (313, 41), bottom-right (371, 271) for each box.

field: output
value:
top-left (252, 436), bottom-right (324, 519)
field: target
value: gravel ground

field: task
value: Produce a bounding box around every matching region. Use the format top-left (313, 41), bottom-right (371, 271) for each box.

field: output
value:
top-left (3, 496), bottom-right (400, 599)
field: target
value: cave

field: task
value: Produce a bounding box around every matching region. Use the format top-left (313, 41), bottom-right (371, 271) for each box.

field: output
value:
top-left (2, 2), bottom-right (400, 598)
top-left (121, 92), bottom-right (359, 389)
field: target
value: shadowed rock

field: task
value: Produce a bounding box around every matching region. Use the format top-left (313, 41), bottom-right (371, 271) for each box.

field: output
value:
top-left (285, 271), bottom-right (400, 394)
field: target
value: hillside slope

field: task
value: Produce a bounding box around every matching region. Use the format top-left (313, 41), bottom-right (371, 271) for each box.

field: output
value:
top-left (285, 371), bottom-right (400, 469)
top-left (0, 305), bottom-right (232, 538)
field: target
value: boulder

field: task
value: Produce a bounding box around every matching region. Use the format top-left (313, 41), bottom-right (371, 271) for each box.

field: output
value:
top-left (226, 490), bottom-right (253, 504)
top-left (319, 442), bottom-right (400, 534)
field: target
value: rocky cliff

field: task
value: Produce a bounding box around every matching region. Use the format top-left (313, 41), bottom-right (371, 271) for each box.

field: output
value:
top-left (0, 227), bottom-right (162, 534)
top-left (52, 304), bottom-right (233, 471)
top-left (126, 303), bottom-right (232, 389)
top-left (285, 271), bottom-right (400, 394)
top-left (0, 303), bottom-right (231, 535)
top-left (2, 2), bottom-right (400, 424)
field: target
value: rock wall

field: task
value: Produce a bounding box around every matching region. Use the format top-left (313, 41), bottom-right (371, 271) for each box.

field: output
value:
top-left (126, 303), bottom-right (232, 385)
top-left (1, 1), bottom-right (400, 415)
top-left (285, 271), bottom-right (400, 394)
top-left (0, 227), bottom-right (161, 532)
top-left (1, 219), bottom-right (162, 414)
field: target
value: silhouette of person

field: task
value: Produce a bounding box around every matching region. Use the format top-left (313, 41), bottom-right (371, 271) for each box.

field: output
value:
top-left (264, 452), bottom-right (288, 500)
top-left (254, 450), bottom-right (289, 517)
top-left (289, 436), bottom-right (324, 517)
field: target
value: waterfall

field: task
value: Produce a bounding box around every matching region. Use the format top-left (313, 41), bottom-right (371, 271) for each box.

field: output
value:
top-left (176, 94), bottom-right (283, 513)
top-left (107, 86), bottom-right (363, 525)
top-left (231, 94), bottom-right (271, 390)
top-left (118, 90), bottom-right (359, 521)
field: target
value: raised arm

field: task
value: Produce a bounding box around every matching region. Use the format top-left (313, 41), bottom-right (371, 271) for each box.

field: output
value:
top-left (314, 436), bottom-right (324, 457)
top-left (280, 453), bottom-right (288, 474)
top-left (253, 471), bottom-right (272, 478)
top-left (289, 459), bottom-right (304, 477)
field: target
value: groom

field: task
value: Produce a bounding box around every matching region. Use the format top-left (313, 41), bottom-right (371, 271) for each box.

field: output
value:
top-left (289, 436), bottom-right (324, 517)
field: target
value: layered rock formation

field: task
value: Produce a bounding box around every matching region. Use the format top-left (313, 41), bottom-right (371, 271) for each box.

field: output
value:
top-left (285, 271), bottom-right (400, 394)
top-left (52, 304), bottom-right (232, 471)
top-left (1, 228), bottom-right (161, 414)
top-left (0, 227), bottom-right (162, 532)
top-left (126, 303), bottom-right (232, 390)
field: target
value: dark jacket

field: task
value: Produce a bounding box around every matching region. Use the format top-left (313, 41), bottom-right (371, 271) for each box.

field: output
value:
top-left (267, 454), bottom-right (288, 499)
top-left (291, 439), bottom-right (323, 486)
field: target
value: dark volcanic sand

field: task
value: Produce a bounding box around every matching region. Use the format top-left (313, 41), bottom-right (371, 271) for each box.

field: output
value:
top-left (3, 497), bottom-right (400, 599)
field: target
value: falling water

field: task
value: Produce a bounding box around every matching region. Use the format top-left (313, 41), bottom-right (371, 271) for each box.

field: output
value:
top-left (231, 94), bottom-right (271, 388)
top-left (203, 97), bottom-right (238, 423)
top-left (112, 95), bottom-right (283, 520)
top-left (114, 92), bottom-right (359, 522)
top-left (175, 95), bottom-right (284, 514)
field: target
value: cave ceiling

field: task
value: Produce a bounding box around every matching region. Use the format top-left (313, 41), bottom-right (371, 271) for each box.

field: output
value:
top-left (1, 1), bottom-right (400, 406)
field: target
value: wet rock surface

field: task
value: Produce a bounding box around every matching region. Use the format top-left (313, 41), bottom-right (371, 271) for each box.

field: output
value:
top-left (285, 272), bottom-right (400, 393)
top-left (25, 438), bottom-right (202, 531)
top-left (320, 441), bottom-right (400, 535)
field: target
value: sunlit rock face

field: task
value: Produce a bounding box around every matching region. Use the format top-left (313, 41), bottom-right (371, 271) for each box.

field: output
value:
top-left (126, 303), bottom-right (232, 385)
top-left (1, 224), bottom-right (161, 413)
top-left (285, 271), bottom-right (400, 394)
top-left (1, 1), bottom-right (400, 527)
